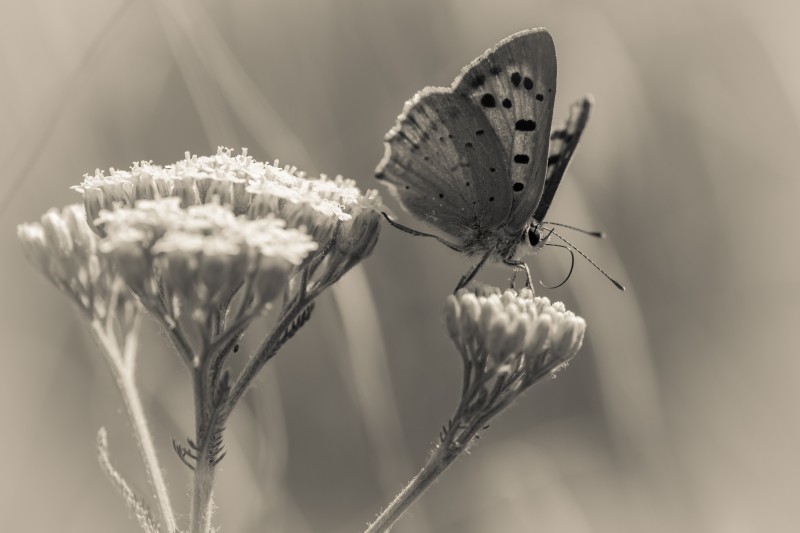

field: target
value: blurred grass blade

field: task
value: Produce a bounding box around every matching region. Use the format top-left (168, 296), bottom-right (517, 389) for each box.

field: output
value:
top-left (0, 0), bottom-right (136, 218)
top-left (332, 268), bottom-right (432, 533)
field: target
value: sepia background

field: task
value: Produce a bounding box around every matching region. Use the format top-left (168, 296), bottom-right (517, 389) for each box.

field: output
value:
top-left (1, 0), bottom-right (798, 531)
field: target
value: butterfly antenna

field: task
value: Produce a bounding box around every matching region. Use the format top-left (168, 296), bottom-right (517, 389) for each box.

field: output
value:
top-left (381, 212), bottom-right (465, 253)
top-left (541, 243), bottom-right (574, 289)
top-left (541, 221), bottom-right (605, 239)
top-left (547, 229), bottom-right (626, 291)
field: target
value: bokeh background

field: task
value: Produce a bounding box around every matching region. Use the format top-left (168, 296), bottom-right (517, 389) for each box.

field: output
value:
top-left (2, 0), bottom-right (798, 531)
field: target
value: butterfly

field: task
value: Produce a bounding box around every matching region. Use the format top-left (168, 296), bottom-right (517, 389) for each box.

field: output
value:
top-left (375, 28), bottom-right (606, 291)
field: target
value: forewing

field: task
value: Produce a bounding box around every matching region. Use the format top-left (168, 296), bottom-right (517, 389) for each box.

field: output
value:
top-left (375, 87), bottom-right (512, 242)
top-left (453, 28), bottom-right (557, 234)
top-left (533, 96), bottom-right (593, 222)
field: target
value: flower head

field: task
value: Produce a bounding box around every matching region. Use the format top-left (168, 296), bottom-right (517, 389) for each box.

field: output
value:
top-left (68, 148), bottom-right (380, 357)
top-left (72, 148), bottom-right (383, 295)
top-left (445, 284), bottom-right (586, 386)
top-left (434, 284), bottom-right (587, 457)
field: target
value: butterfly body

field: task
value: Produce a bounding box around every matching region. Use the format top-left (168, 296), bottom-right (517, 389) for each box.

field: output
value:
top-left (376, 28), bottom-right (592, 288)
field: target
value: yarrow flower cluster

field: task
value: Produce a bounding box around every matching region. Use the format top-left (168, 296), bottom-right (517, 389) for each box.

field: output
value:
top-left (72, 147), bottom-right (382, 299)
top-left (56, 147), bottom-right (384, 371)
top-left (445, 284), bottom-right (585, 382)
top-left (439, 284), bottom-right (585, 452)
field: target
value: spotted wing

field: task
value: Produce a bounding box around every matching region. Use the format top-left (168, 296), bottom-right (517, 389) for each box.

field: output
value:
top-left (453, 28), bottom-right (557, 234)
top-left (375, 87), bottom-right (512, 245)
top-left (532, 96), bottom-right (593, 222)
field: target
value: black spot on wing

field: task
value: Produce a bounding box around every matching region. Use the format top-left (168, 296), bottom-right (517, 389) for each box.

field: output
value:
top-left (512, 182), bottom-right (524, 192)
top-left (523, 77), bottom-right (534, 90)
top-left (480, 94), bottom-right (496, 107)
top-left (515, 120), bottom-right (536, 131)
top-left (536, 93), bottom-right (544, 101)
top-left (514, 154), bottom-right (530, 164)
top-left (502, 98), bottom-right (512, 108)
top-left (511, 72), bottom-right (521, 86)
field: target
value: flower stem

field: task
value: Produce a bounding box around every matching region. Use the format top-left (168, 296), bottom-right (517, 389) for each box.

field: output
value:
top-left (117, 370), bottom-right (178, 533)
top-left (228, 294), bottom-right (310, 410)
top-left (365, 445), bottom-right (456, 533)
top-left (365, 373), bottom-right (512, 533)
top-left (189, 450), bottom-right (216, 533)
top-left (189, 358), bottom-right (218, 533)
top-left (90, 320), bottom-right (178, 533)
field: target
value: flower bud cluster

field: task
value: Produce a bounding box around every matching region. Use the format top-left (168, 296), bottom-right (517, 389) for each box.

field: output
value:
top-left (17, 204), bottom-right (137, 326)
top-left (94, 198), bottom-right (317, 332)
top-left (444, 285), bottom-right (586, 383)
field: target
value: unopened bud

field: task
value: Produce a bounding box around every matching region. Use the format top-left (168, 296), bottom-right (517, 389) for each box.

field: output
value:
top-left (443, 295), bottom-right (461, 341)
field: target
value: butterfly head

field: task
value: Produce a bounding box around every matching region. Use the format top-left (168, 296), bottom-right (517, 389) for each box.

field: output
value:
top-left (529, 223), bottom-right (552, 250)
top-left (511, 222), bottom-right (551, 260)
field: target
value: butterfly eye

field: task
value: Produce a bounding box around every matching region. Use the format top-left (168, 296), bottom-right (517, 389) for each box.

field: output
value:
top-left (528, 227), bottom-right (541, 247)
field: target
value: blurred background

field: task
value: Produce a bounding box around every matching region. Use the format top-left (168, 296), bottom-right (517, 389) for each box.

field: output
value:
top-left (2, 0), bottom-right (798, 531)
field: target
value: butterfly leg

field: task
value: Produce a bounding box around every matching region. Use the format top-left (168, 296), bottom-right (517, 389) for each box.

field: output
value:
top-left (381, 213), bottom-right (465, 253)
top-left (503, 259), bottom-right (533, 289)
top-left (455, 249), bottom-right (495, 292)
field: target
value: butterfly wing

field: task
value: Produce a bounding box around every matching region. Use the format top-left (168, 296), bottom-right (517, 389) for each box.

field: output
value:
top-left (452, 28), bottom-right (557, 234)
top-left (532, 96), bottom-right (593, 222)
top-left (375, 87), bottom-right (512, 246)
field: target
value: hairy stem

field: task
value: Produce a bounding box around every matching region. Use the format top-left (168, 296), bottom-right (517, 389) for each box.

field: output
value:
top-left (366, 374), bottom-right (514, 533)
top-left (365, 444), bottom-right (456, 533)
top-left (90, 320), bottom-right (178, 533)
top-left (189, 355), bottom-right (218, 533)
top-left (189, 448), bottom-right (216, 533)
top-left (228, 294), bottom-right (310, 410)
